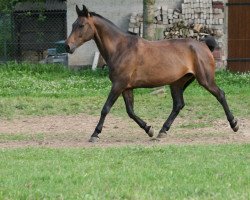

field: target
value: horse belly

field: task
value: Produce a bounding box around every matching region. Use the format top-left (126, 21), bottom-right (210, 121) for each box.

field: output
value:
top-left (131, 63), bottom-right (193, 88)
top-left (128, 40), bottom-right (196, 88)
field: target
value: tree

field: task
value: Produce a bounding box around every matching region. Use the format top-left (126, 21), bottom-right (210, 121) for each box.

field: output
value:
top-left (0, 0), bottom-right (46, 13)
top-left (143, 0), bottom-right (155, 40)
top-left (143, 0), bottom-right (165, 94)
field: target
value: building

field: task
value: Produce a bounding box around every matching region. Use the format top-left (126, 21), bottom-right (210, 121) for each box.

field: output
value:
top-left (13, 0), bottom-right (66, 62)
top-left (66, 0), bottom-right (183, 67)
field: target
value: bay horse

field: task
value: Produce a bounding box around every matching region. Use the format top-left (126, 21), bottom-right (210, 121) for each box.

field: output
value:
top-left (65, 5), bottom-right (239, 142)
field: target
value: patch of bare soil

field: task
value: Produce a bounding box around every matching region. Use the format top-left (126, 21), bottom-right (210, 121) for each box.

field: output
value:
top-left (0, 114), bottom-right (249, 148)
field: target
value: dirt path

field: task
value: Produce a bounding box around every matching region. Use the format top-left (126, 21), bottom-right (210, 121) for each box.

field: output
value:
top-left (0, 114), bottom-right (249, 148)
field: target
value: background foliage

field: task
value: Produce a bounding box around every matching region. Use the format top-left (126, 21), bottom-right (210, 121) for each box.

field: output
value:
top-left (0, 0), bottom-right (46, 13)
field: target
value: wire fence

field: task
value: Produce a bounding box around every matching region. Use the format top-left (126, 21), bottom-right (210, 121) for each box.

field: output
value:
top-left (0, 11), bottom-right (67, 64)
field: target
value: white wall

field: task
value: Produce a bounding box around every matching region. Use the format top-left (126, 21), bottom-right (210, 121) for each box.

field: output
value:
top-left (66, 0), bottom-right (182, 66)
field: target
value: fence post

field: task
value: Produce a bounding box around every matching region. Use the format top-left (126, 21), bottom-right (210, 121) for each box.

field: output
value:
top-left (92, 51), bottom-right (100, 70)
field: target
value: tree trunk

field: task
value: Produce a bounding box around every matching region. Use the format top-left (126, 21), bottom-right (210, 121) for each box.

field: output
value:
top-left (143, 0), bottom-right (155, 40)
top-left (143, 0), bottom-right (165, 93)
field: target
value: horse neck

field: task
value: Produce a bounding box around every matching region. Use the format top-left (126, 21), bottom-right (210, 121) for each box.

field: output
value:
top-left (92, 15), bottom-right (126, 62)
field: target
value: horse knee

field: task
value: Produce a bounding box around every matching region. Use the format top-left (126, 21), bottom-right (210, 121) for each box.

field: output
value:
top-left (127, 109), bottom-right (135, 119)
top-left (101, 106), bottom-right (110, 116)
top-left (174, 102), bottom-right (185, 112)
top-left (180, 103), bottom-right (185, 110)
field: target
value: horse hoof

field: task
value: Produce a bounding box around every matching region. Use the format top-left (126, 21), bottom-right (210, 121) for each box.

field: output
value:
top-left (231, 119), bottom-right (239, 132)
top-left (89, 137), bottom-right (99, 143)
top-left (147, 127), bottom-right (154, 137)
top-left (233, 124), bottom-right (239, 132)
top-left (157, 132), bottom-right (167, 138)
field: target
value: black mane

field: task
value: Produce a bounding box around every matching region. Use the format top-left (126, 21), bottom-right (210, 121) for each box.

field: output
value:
top-left (90, 12), bottom-right (138, 37)
top-left (90, 12), bottom-right (116, 26)
top-left (90, 12), bottom-right (104, 19)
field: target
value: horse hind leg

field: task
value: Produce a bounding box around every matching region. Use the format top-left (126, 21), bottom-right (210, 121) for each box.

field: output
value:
top-left (157, 74), bottom-right (195, 138)
top-left (196, 69), bottom-right (239, 132)
top-left (191, 43), bottom-right (238, 132)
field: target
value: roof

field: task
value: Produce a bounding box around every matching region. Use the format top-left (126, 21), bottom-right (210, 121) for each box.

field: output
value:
top-left (14, 0), bottom-right (66, 12)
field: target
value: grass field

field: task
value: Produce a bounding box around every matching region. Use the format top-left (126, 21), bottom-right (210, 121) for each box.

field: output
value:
top-left (0, 62), bottom-right (249, 120)
top-left (0, 62), bottom-right (250, 199)
top-left (1, 145), bottom-right (250, 200)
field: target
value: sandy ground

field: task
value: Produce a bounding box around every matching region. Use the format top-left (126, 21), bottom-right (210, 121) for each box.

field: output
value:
top-left (0, 114), bottom-right (249, 148)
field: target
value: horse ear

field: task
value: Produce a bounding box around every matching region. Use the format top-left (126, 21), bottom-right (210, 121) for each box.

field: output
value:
top-left (76, 5), bottom-right (81, 16)
top-left (82, 5), bottom-right (89, 17)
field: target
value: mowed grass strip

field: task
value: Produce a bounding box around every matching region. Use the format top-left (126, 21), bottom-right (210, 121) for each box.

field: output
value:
top-left (1, 144), bottom-right (249, 200)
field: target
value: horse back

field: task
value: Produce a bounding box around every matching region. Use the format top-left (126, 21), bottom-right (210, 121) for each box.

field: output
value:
top-left (110, 36), bottom-right (214, 88)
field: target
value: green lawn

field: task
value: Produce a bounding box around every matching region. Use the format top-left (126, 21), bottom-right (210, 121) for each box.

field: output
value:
top-left (1, 144), bottom-right (250, 200)
top-left (0, 62), bottom-right (249, 199)
top-left (0, 62), bottom-right (249, 120)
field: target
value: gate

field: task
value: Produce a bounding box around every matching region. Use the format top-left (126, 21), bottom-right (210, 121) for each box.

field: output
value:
top-left (227, 0), bottom-right (250, 72)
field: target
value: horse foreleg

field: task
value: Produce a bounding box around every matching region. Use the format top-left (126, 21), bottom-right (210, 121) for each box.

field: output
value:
top-left (122, 89), bottom-right (154, 137)
top-left (89, 86), bottom-right (122, 142)
top-left (157, 85), bottom-right (185, 138)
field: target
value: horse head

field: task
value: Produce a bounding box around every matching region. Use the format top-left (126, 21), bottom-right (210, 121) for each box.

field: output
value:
top-left (65, 5), bottom-right (95, 54)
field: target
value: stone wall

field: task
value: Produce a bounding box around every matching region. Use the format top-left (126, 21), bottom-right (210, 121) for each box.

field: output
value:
top-left (128, 0), bottom-right (227, 67)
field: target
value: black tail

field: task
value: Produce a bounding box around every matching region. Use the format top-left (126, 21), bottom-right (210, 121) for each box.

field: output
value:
top-left (201, 35), bottom-right (217, 52)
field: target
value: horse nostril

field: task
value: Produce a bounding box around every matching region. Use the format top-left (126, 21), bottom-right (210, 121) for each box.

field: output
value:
top-left (65, 44), bottom-right (71, 53)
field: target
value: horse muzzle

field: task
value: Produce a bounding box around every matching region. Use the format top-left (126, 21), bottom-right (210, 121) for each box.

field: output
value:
top-left (65, 43), bottom-right (77, 54)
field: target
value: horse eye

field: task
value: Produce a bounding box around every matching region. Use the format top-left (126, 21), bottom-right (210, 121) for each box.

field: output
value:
top-left (79, 25), bottom-right (84, 28)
